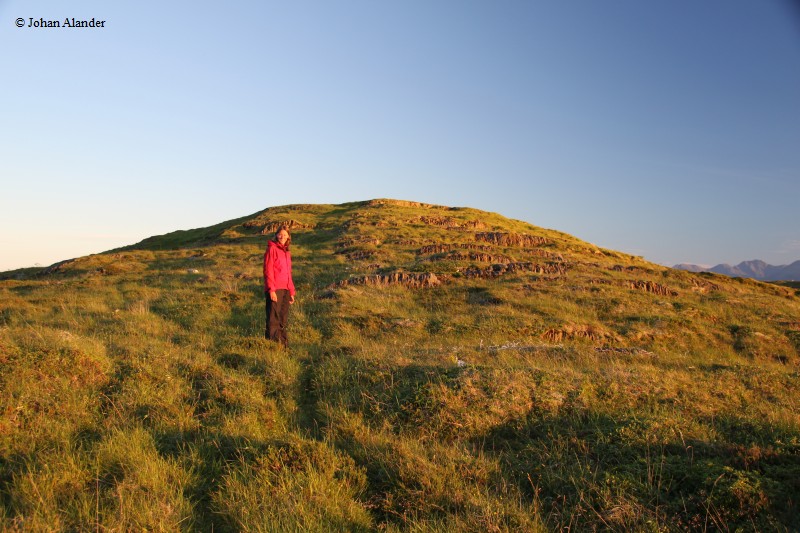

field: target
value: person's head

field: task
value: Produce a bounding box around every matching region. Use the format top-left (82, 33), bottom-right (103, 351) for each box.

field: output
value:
top-left (275, 227), bottom-right (291, 247)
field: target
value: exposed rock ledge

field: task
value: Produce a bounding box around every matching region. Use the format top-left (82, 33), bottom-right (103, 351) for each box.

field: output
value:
top-left (475, 232), bottom-right (551, 247)
top-left (368, 199), bottom-right (437, 209)
top-left (460, 262), bottom-right (569, 279)
top-left (626, 280), bottom-right (678, 296)
top-left (243, 219), bottom-right (313, 234)
top-left (329, 271), bottom-right (441, 290)
top-left (542, 324), bottom-right (619, 343)
top-left (427, 251), bottom-right (514, 264)
top-left (417, 244), bottom-right (495, 255)
top-left (411, 216), bottom-right (487, 230)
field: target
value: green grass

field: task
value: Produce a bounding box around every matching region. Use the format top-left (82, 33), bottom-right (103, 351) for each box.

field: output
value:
top-left (2, 199), bottom-right (799, 531)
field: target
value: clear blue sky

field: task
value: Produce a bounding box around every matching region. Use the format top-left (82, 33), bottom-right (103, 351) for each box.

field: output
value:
top-left (2, 0), bottom-right (799, 271)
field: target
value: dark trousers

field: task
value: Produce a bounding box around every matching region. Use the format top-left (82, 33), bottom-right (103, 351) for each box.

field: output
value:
top-left (265, 290), bottom-right (290, 347)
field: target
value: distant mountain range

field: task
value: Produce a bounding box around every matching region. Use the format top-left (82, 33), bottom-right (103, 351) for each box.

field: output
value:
top-left (673, 260), bottom-right (800, 281)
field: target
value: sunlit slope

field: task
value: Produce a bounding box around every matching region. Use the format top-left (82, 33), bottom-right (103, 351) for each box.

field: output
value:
top-left (2, 199), bottom-right (798, 531)
top-left (45, 197), bottom-right (799, 360)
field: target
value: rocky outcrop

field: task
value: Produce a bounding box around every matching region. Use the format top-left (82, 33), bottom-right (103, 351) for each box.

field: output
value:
top-left (42, 259), bottom-right (76, 275)
top-left (586, 278), bottom-right (613, 286)
top-left (542, 324), bottom-right (619, 343)
top-left (243, 219), bottom-right (313, 234)
top-left (460, 262), bottom-right (569, 279)
top-left (475, 232), bottom-right (551, 247)
top-left (427, 251), bottom-right (514, 264)
top-left (419, 243), bottom-right (561, 261)
top-left (411, 216), bottom-right (487, 230)
top-left (581, 277), bottom-right (679, 296)
top-left (344, 250), bottom-right (377, 261)
top-left (368, 199), bottom-right (437, 209)
top-left (330, 271), bottom-right (440, 290)
top-left (626, 280), bottom-right (677, 296)
top-left (336, 236), bottom-right (381, 249)
top-left (610, 265), bottom-right (653, 274)
top-left (417, 244), bottom-right (494, 255)
top-left (690, 278), bottom-right (721, 293)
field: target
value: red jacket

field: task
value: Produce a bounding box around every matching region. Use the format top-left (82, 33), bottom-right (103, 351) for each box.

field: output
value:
top-left (263, 240), bottom-right (296, 295)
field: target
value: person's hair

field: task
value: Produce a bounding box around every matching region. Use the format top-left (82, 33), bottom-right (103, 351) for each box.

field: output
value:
top-left (275, 226), bottom-right (291, 247)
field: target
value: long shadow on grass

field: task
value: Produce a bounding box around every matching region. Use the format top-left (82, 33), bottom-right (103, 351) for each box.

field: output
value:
top-left (283, 295), bottom-right (345, 439)
top-left (154, 430), bottom-right (257, 532)
top-left (315, 357), bottom-right (465, 433)
top-left (290, 345), bottom-right (326, 441)
top-left (0, 453), bottom-right (23, 516)
top-left (317, 358), bottom-right (490, 527)
top-left (474, 408), bottom-right (800, 531)
top-left (224, 284), bottom-right (264, 336)
top-left (154, 427), bottom-right (374, 532)
top-left (223, 290), bottom-right (335, 437)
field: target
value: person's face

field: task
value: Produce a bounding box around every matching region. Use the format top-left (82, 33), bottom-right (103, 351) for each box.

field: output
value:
top-left (277, 230), bottom-right (289, 244)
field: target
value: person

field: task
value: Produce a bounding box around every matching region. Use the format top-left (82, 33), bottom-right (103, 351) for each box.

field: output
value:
top-left (263, 226), bottom-right (296, 348)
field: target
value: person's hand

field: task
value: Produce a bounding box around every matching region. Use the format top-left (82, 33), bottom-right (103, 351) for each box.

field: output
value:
top-left (270, 291), bottom-right (278, 302)
top-left (289, 294), bottom-right (296, 305)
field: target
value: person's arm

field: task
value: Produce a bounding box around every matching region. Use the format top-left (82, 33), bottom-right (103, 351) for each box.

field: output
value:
top-left (288, 253), bottom-right (296, 304)
top-left (265, 248), bottom-right (278, 301)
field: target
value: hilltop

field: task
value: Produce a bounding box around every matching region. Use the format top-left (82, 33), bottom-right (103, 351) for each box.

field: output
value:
top-left (1, 199), bottom-right (799, 531)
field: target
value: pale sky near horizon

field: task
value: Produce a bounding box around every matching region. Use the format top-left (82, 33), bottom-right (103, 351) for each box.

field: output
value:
top-left (2, 1), bottom-right (799, 271)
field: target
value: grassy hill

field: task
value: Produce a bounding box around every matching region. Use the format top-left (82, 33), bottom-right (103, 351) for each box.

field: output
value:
top-left (1, 199), bottom-right (799, 531)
